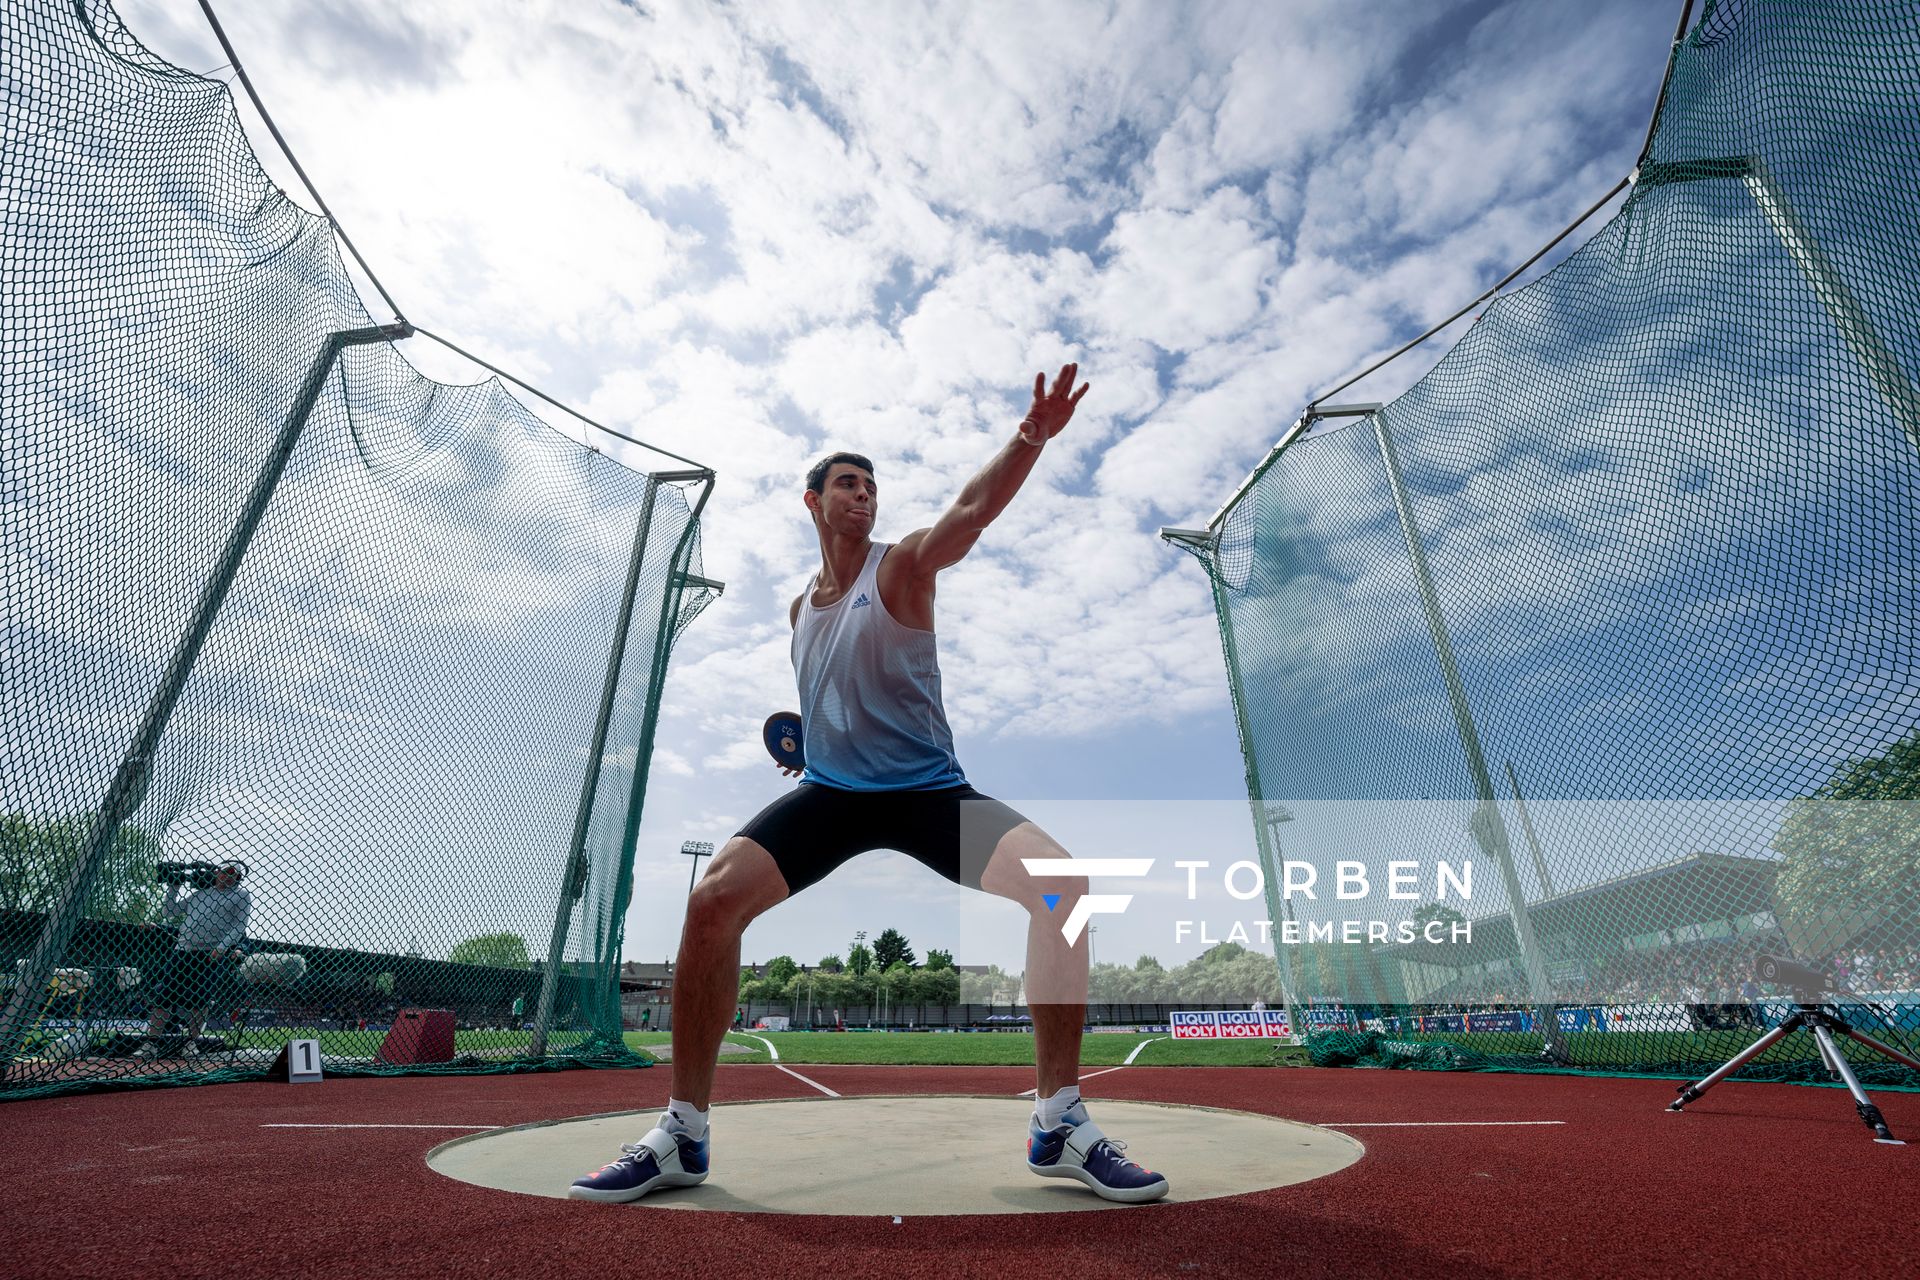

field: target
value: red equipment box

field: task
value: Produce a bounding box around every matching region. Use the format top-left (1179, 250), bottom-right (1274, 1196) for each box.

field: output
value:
top-left (376, 1007), bottom-right (456, 1065)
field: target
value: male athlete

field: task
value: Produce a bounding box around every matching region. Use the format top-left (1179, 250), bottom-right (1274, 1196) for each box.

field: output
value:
top-left (571, 364), bottom-right (1168, 1205)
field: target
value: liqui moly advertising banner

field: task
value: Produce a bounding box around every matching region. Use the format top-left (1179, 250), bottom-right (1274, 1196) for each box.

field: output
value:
top-left (1170, 1010), bottom-right (1294, 1038)
top-left (1169, 1010), bottom-right (1218, 1038)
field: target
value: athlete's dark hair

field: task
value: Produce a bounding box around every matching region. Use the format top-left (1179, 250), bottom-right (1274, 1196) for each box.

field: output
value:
top-left (805, 451), bottom-right (876, 495)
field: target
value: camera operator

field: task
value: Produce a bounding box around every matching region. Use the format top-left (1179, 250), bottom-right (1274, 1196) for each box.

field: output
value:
top-left (137, 862), bottom-right (251, 1060)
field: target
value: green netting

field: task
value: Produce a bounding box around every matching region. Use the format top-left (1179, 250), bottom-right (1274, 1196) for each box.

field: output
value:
top-left (1184, 1), bottom-right (1920, 1084)
top-left (1, 0), bottom-right (717, 1100)
top-left (1307, 1030), bottom-right (1498, 1072)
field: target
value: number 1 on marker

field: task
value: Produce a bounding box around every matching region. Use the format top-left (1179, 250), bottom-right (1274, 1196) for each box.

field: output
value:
top-left (289, 1038), bottom-right (322, 1083)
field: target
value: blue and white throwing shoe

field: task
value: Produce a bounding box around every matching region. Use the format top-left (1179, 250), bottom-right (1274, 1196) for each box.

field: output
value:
top-left (569, 1118), bottom-right (709, 1203)
top-left (1026, 1102), bottom-right (1169, 1203)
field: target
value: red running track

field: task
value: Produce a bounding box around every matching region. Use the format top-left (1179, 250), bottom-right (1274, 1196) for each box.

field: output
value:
top-left (3, 1065), bottom-right (1915, 1279)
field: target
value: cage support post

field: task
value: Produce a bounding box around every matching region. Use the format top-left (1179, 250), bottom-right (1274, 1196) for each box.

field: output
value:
top-left (600, 475), bottom-right (719, 1040)
top-left (1372, 409), bottom-right (1566, 1061)
top-left (529, 476), bottom-right (664, 1058)
top-left (1206, 564), bottom-right (1304, 1043)
top-left (1505, 760), bottom-right (1557, 901)
top-left (1741, 159), bottom-right (1920, 452)
top-left (1259, 804), bottom-right (1306, 1043)
top-left (1635, 155), bottom-right (1920, 452)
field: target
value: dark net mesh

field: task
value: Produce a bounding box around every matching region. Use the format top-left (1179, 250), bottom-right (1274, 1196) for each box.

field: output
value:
top-left (1182, 1), bottom-right (1919, 1083)
top-left (1, 0), bottom-right (714, 1098)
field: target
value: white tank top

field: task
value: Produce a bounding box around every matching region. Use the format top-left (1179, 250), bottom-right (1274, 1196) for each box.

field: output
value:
top-left (791, 542), bottom-right (965, 791)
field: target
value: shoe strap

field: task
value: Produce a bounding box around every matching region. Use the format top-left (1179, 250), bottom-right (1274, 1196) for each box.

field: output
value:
top-left (1064, 1118), bottom-right (1111, 1161)
top-left (636, 1126), bottom-right (681, 1164)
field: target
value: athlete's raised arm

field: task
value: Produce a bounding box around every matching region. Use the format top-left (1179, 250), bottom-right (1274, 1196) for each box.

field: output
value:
top-left (891, 364), bottom-right (1089, 579)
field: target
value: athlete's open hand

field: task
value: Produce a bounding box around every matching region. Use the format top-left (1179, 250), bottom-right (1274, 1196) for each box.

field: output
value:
top-left (1019, 363), bottom-right (1089, 444)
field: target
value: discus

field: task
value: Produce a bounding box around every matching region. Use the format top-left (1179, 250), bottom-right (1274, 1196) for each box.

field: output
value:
top-left (763, 712), bottom-right (805, 772)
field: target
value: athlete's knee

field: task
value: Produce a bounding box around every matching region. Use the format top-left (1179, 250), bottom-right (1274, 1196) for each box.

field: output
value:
top-left (1028, 875), bottom-right (1089, 918)
top-left (984, 847), bottom-right (1088, 915)
top-left (684, 839), bottom-right (784, 935)
top-left (683, 880), bottom-right (752, 938)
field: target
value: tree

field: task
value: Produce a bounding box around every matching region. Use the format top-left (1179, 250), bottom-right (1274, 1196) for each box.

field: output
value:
top-left (1089, 962), bottom-right (1131, 1001)
top-left (924, 948), bottom-right (954, 971)
top-left (1774, 730), bottom-right (1920, 952)
top-left (873, 927), bottom-right (916, 970)
top-left (765, 955), bottom-right (799, 986)
top-left (0, 815), bottom-right (167, 923)
top-left (447, 932), bottom-right (531, 968)
top-left (1199, 941), bottom-right (1249, 965)
top-left (818, 953), bottom-right (844, 972)
top-left (958, 964), bottom-right (1015, 1002)
top-left (907, 966), bottom-right (960, 1004)
top-left (1091, 955), bottom-right (1170, 1002)
top-left (787, 968), bottom-right (857, 1008)
top-left (1410, 902), bottom-right (1468, 934)
top-left (740, 966), bottom-right (786, 1001)
top-left (1164, 942), bottom-right (1281, 1004)
top-left (847, 942), bottom-right (873, 976)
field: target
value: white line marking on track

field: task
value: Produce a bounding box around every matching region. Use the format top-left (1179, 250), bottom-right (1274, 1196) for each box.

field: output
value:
top-left (732, 1032), bottom-right (778, 1060)
top-left (1314, 1120), bottom-right (1567, 1127)
top-left (261, 1123), bottom-right (498, 1130)
top-left (714, 1033), bottom-right (838, 1097)
top-left (775, 1064), bottom-right (840, 1097)
top-left (1124, 1037), bottom-right (1167, 1065)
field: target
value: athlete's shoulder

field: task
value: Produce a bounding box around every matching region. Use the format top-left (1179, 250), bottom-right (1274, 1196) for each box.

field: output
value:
top-left (883, 529), bottom-right (936, 577)
top-left (790, 592), bottom-right (804, 629)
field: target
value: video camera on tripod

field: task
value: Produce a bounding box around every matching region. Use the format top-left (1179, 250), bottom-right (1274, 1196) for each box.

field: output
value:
top-left (1752, 952), bottom-right (1839, 994)
top-left (1667, 950), bottom-right (1919, 1144)
top-left (154, 860), bottom-right (245, 889)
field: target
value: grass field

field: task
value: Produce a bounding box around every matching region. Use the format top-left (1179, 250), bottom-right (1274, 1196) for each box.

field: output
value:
top-left (622, 1030), bottom-right (1306, 1068)
top-left (1372, 1027), bottom-right (1920, 1069)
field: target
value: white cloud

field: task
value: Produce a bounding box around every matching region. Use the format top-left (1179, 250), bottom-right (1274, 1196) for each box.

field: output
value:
top-left (1086, 190), bottom-right (1280, 353)
top-left (53, 0), bottom-right (1696, 971)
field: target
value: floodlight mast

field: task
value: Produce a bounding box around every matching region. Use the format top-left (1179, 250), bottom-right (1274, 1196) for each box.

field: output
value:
top-left (681, 841), bottom-right (716, 895)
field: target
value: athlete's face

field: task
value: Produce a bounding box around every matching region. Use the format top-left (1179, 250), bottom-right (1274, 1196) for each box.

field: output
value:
top-left (809, 462), bottom-right (876, 535)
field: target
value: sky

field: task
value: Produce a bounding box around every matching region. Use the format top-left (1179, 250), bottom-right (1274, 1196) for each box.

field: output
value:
top-left (96, 0), bottom-right (1693, 976)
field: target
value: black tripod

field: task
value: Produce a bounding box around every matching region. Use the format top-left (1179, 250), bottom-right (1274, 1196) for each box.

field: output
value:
top-left (1667, 988), bottom-right (1920, 1144)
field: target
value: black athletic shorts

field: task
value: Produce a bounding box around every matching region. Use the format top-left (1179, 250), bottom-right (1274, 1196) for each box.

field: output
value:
top-left (736, 783), bottom-right (1031, 895)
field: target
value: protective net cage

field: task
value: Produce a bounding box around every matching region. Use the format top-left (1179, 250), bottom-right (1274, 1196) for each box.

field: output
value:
top-left (1, 0), bottom-right (718, 1099)
top-left (1179, 1), bottom-right (1919, 1083)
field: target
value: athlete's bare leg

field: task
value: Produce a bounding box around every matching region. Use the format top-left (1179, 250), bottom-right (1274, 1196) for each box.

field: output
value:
top-left (670, 837), bottom-right (789, 1110)
top-left (980, 823), bottom-right (1089, 1098)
